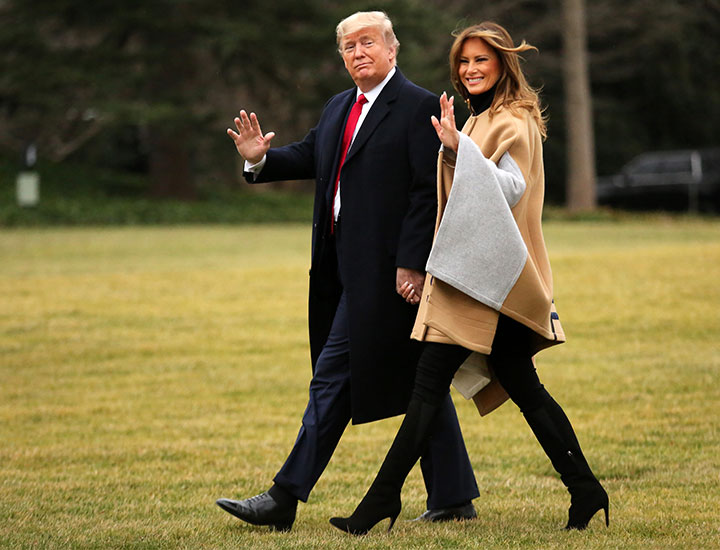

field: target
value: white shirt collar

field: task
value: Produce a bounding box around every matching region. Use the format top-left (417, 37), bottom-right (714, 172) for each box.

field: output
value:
top-left (356, 66), bottom-right (397, 106)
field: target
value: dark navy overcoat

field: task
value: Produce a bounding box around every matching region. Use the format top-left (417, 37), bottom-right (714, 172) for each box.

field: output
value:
top-left (247, 69), bottom-right (439, 423)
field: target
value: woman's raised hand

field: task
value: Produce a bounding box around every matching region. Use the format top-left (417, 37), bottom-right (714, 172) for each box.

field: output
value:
top-left (227, 110), bottom-right (276, 164)
top-left (430, 92), bottom-right (459, 153)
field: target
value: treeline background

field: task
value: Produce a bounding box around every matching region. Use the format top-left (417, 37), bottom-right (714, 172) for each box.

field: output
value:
top-left (1, 0), bottom-right (719, 211)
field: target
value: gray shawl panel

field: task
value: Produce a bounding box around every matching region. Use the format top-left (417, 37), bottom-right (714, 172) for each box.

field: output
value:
top-left (426, 132), bottom-right (528, 311)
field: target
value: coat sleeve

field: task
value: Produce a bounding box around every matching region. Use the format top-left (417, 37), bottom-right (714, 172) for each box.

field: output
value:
top-left (245, 126), bottom-right (317, 184)
top-left (458, 129), bottom-right (526, 207)
top-left (395, 93), bottom-right (440, 271)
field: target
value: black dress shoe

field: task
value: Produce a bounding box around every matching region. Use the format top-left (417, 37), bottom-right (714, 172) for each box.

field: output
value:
top-left (412, 501), bottom-right (477, 522)
top-left (216, 491), bottom-right (296, 532)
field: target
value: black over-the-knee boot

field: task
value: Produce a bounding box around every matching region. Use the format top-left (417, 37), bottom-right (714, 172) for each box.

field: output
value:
top-left (523, 393), bottom-right (609, 530)
top-left (330, 343), bottom-right (469, 535)
top-left (329, 397), bottom-right (442, 535)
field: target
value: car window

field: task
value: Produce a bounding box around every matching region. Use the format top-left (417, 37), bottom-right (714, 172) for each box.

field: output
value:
top-left (628, 157), bottom-right (662, 174)
top-left (659, 158), bottom-right (692, 173)
top-left (628, 154), bottom-right (691, 175)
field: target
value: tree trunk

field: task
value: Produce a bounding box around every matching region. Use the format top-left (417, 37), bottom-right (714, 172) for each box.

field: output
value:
top-left (562, 0), bottom-right (597, 211)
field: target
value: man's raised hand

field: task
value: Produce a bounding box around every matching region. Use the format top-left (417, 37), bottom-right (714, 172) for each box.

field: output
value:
top-left (227, 110), bottom-right (275, 164)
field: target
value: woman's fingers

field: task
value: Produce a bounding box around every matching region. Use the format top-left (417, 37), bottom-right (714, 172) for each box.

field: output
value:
top-left (398, 278), bottom-right (420, 304)
top-left (433, 93), bottom-right (459, 152)
top-left (399, 280), bottom-right (419, 302)
top-left (430, 116), bottom-right (445, 142)
top-left (437, 93), bottom-right (456, 131)
top-left (440, 92), bottom-right (450, 119)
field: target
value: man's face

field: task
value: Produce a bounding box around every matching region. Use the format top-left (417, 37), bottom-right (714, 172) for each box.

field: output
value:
top-left (340, 27), bottom-right (395, 92)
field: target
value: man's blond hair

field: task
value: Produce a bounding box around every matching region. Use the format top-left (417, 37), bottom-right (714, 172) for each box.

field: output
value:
top-left (335, 11), bottom-right (400, 54)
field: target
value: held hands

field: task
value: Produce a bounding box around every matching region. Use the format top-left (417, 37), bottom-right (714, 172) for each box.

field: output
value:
top-left (430, 92), bottom-right (459, 153)
top-left (227, 110), bottom-right (275, 164)
top-left (396, 267), bottom-right (426, 306)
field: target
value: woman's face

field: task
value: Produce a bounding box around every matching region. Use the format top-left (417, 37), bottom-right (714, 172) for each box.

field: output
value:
top-left (458, 37), bottom-right (502, 95)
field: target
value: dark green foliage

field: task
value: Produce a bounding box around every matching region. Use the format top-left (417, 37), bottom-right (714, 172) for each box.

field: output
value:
top-left (586, 0), bottom-right (720, 174)
top-left (0, 155), bottom-right (313, 226)
top-left (0, 192), bottom-right (314, 226)
top-left (1, 0), bottom-right (719, 211)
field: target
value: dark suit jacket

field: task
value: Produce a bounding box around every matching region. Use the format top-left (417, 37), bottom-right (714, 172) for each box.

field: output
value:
top-left (247, 68), bottom-right (439, 423)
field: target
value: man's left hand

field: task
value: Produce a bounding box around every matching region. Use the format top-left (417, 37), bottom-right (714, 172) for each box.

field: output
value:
top-left (396, 267), bottom-right (426, 305)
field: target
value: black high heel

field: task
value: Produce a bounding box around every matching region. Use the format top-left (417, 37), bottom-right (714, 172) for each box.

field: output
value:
top-left (565, 483), bottom-right (609, 530)
top-left (522, 394), bottom-right (610, 531)
top-left (329, 498), bottom-right (401, 535)
top-left (329, 398), bottom-right (441, 536)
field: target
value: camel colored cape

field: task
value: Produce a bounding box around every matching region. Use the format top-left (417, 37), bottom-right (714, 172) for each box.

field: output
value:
top-left (411, 106), bottom-right (566, 415)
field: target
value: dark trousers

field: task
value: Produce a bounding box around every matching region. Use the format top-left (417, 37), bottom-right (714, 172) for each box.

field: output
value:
top-left (413, 315), bottom-right (551, 415)
top-left (273, 289), bottom-right (479, 507)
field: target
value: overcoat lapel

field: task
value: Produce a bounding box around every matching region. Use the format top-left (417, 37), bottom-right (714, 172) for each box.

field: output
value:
top-left (323, 90), bottom-right (356, 207)
top-left (343, 101), bottom-right (390, 165)
top-left (343, 70), bottom-right (404, 166)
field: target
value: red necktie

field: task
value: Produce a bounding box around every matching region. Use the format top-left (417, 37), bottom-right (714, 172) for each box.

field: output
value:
top-left (331, 93), bottom-right (368, 232)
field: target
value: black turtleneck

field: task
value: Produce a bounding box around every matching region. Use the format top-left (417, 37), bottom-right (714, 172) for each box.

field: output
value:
top-left (468, 84), bottom-right (498, 116)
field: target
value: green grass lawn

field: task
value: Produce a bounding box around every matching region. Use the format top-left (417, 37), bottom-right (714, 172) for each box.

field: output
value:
top-left (1, 218), bottom-right (719, 549)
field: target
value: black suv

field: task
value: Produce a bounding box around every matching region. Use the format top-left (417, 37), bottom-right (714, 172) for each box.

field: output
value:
top-left (596, 148), bottom-right (720, 212)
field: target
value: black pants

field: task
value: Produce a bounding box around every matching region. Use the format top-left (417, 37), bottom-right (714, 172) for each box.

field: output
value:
top-left (414, 314), bottom-right (549, 414)
top-left (274, 224), bottom-right (479, 507)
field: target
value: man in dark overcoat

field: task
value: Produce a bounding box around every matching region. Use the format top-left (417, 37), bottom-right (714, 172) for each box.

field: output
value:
top-left (216, 11), bottom-right (479, 531)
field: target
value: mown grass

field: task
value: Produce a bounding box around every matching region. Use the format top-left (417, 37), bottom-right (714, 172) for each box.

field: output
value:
top-left (1, 218), bottom-right (719, 549)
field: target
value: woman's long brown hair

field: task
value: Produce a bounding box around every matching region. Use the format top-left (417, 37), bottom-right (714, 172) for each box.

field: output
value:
top-left (449, 22), bottom-right (547, 139)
